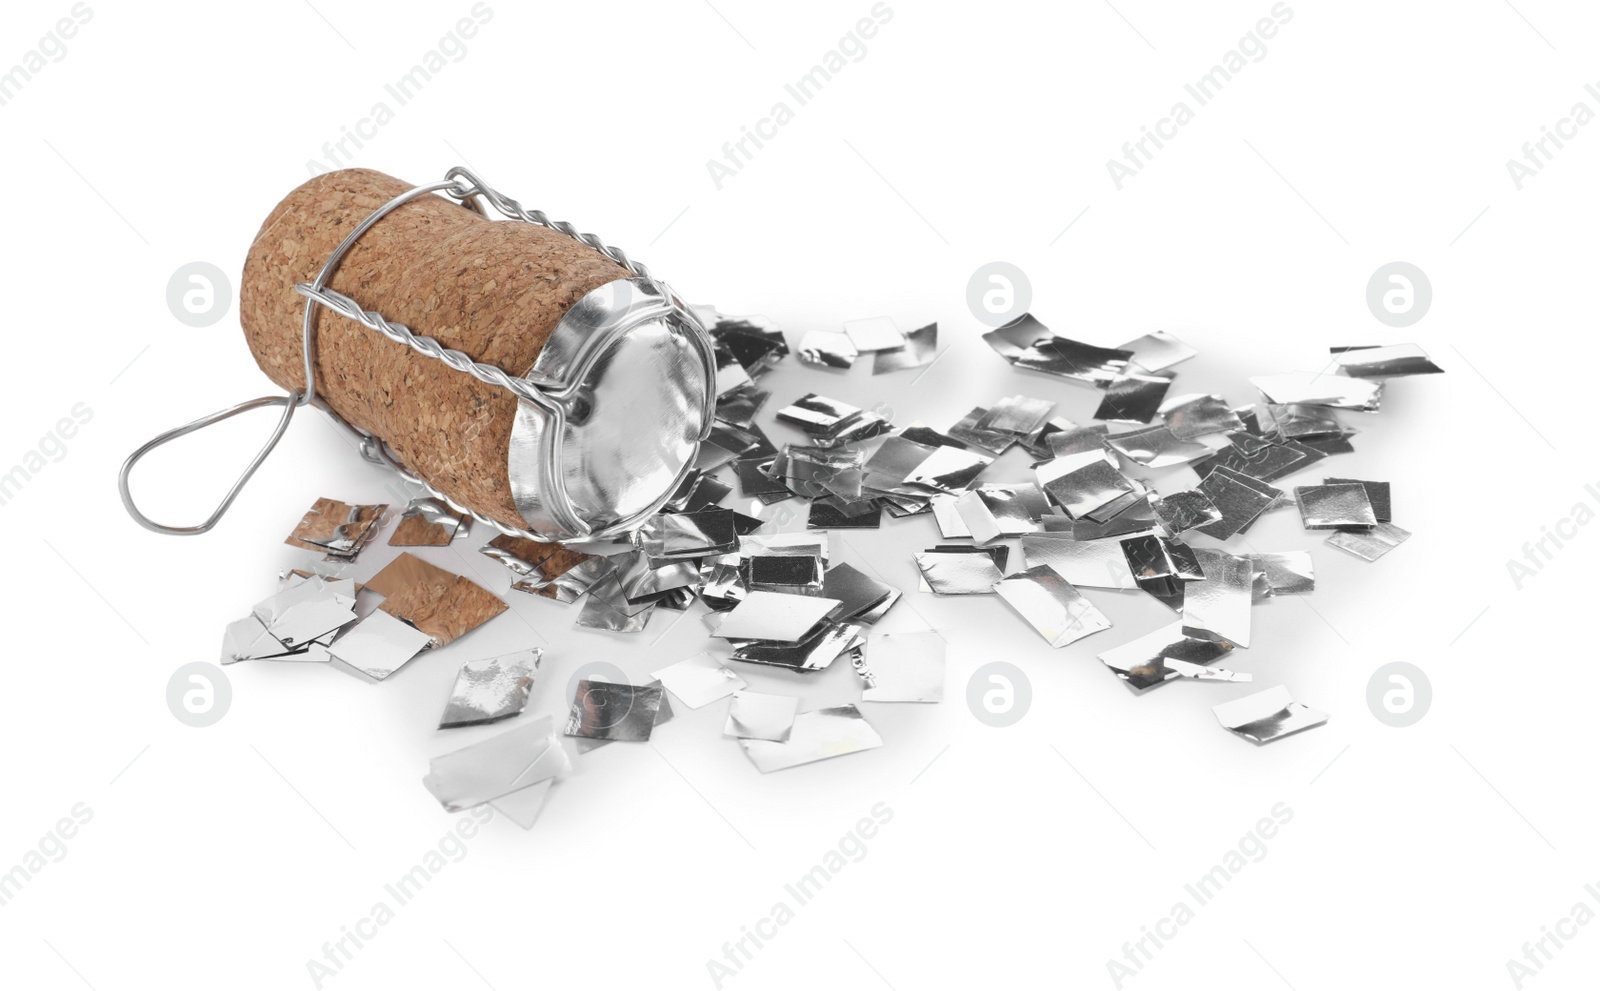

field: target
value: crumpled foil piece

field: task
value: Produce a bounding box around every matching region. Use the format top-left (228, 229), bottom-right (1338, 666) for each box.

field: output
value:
top-left (1213, 685), bottom-right (1328, 743)
top-left (438, 649), bottom-right (541, 729)
top-left (1293, 482), bottom-right (1377, 529)
top-left (1097, 621), bottom-right (1237, 690)
top-left (915, 546), bottom-right (1006, 594)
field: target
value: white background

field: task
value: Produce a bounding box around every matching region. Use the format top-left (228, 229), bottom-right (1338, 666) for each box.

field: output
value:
top-left (1, 1), bottom-right (1594, 988)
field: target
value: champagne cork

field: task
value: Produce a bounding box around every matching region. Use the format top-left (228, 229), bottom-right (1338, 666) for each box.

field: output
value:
top-left (239, 169), bottom-right (631, 531)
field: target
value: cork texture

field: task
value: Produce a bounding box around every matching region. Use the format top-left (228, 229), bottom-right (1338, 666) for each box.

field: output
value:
top-left (240, 169), bottom-right (629, 529)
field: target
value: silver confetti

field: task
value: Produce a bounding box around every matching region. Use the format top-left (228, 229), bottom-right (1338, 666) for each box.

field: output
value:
top-left (438, 649), bottom-right (540, 729)
top-left (650, 651), bottom-right (746, 709)
top-left (994, 564), bottom-right (1112, 647)
top-left (1213, 685), bottom-right (1328, 744)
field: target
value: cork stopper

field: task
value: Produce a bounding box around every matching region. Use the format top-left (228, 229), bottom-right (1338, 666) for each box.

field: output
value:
top-left (239, 169), bottom-right (629, 530)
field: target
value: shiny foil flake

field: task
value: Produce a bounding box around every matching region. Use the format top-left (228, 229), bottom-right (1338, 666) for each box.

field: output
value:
top-left (1161, 394), bottom-right (1245, 439)
top-left (1047, 424), bottom-right (1111, 457)
top-left (1104, 425), bottom-right (1212, 468)
top-left (285, 497), bottom-right (388, 560)
top-left (1118, 330), bottom-right (1198, 372)
top-left (1150, 489), bottom-right (1222, 536)
top-left (978, 395), bottom-right (1057, 436)
top-left (1249, 551), bottom-right (1315, 597)
top-left (861, 630), bottom-right (947, 702)
top-left (438, 649), bottom-right (540, 729)
top-left (1213, 685), bottom-right (1328, 744)
top-left (1037, 450), bottom-right (1137, 519)
top-left (821, 565), bottom-right (901, 623)
top-left (1071, 500), bottom-right (1158, 539)
top-left (1182, 549), bottom-right (1254, 648)
top-left (904, 445), bottom-right (995, 493)
top-left (1324, 477), bottom-right (1391, 522)
top-left (740, 531), bottom-right (830, 562)
top-left (714, 590), bottom-right (842, 642)
top-left (842, 316), bottom-right (906, 353)
top-left (724, 691), bottom-right (800, 742)
top-left (776, 393), bottom-right (864, 435)
top-left (983, 313), bottom-right (1134, 384)
top-left (1330, 343), bottom-right (1444, 379)
top-left (955, 485), bottom-right (1040, 544)
top-left (327, 610), bottom-right (434, 680)
top-left (702, 310), bottom-right (789, 378)
top-left (1260, 403), bottom-right (1346, 440)
top-left (808, 500), bottom-right (884, 530)
top-left (730, 621), bottom-right (863, 672)
top-left (388, 497), bottom-right (471, 546)
top-left (734, 458), bottom-right (794, 504)
top-left (930, 494), bottom-right (972, 538)
top-left (715, 383), bottom-right (771, 428)
top-left (915, 547), bottom-right (1006, 594)
top-left (864, 435), bottom-right (939, 489)
top-left (1192, 434), bottom-right (1319, 485)
top-left (251, 575), bottom-right (357, 649)
top-left (1293, 483), bottom-right (1377, 529)
top-left (565, 680), bottom-right (663, 742)
top-left (873, 322), bottom-right (938, 374)
top-left (423, 715), bottom-right (570, 812)
top-left (575, 575), bottom-right (654, 632)
top-left (1251, 372), bottom-right (1383, 411)
top-left (796, 330), bottom-right (858, 370)
top-left (651, 651), bottom-right (746, 709)
top-left (994, 565), bottom-right (1112, 647)
top-left (738, 704), bottom-right (883, 773)
top-left (642, 508), bottom-right (739, 560)
top-left (1097, 621), bottom-right (1236, 690)
top-left (744, 554), bottom-right (824, 594)
top-left (1326, 522), bottom-right (1411, 561)
top-left (947, 407), bottom-right (1017, 455)
top-left (1195, 467), bottom-right (1282, 540)
top-left (1020, 534), bottom-right (1138, 590)
top-left (713, 341), bottom-right (755, 399)
top-left (1095, 370), bottom-right (1174, 424)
